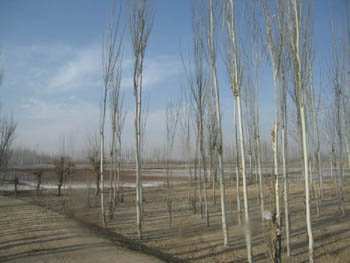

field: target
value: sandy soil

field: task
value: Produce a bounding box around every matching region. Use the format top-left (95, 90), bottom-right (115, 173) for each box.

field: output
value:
top-left (0, 196), bottom-right (163, 263)
top-left (1, 167), bottom-right (350, 262)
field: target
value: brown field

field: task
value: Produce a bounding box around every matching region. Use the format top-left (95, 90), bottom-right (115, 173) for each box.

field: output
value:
top-left (1, 166), bottom-right (350, 262)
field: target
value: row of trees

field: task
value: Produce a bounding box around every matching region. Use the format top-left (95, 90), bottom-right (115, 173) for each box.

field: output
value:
top-left (183, 1), bottom-right (349, 263)
top-left (96, 0), bottom-right (151, 234)
top-left (92, 1), bottom-right (349, 263)
top-left (1, 1), bottom-right (348, 262)
top-left (3, 1), bottom-right (347, 262)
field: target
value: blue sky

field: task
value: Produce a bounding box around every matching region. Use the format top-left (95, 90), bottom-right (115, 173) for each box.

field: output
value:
top-left (0, 0), bottom-right (348, 156)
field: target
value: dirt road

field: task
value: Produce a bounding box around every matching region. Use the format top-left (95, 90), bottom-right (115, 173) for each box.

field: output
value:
top-left (0, 196), bottom-right (162, 263)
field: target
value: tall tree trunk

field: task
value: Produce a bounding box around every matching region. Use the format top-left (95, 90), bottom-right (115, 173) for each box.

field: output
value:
top-left (194, 136), bottom-right (199, 211)
top-left (256, 129), bottom-right (264, 222)
top-left (281, 97), bottom-right (291, 257)
top-left (300, 105), bottom-right (314, 262)
top-left (207, 0), bottom-right (229, 246)
top-left (236, 94), bottom-right (253, 262)
top-left (129, 0), bottom-right (153, 240)
top-left (291, 0), bottom-right (314, 259)
top-left (135, 68), bottom-right (143, 239)
top-left (100, 86), bottom-right (107, 228)
top-left (198, 139), bottom-right (203, 218)
top-left (254, 63), bottom-right (264, 223)
top-left (209, 146), bottom-right (216, 205)
top-left (109, 134), bottom-right (115, 219)
top-left (272, 119), bottom-right (282, 263)
top-left (338, 139), bottom-right (345, 215)
top-left (200, 119), bottom-right (210, 227)
top-left (166, 158), bottom-right (172, 229)
top-left (314, 116), bottom-right (323, 202)
top-left (234, 100), bottom-right (242, 224)
top-left (116, 136), bottom-right (122, 203)
top-left (279, 62), bottom-right (291, 256)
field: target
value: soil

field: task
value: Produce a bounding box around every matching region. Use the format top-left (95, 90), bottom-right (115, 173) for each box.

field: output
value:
top-left (1, 166), bottom-right (350, 262)
top-left (0, 196), bottom-right (162, 262)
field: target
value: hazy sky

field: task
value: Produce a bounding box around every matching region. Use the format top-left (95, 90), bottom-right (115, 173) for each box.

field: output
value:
top-left (0, 0), bottom-right (348, 156)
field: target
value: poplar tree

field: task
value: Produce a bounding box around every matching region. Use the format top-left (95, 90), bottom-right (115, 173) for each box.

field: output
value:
top-left (128, 0), bottom-right (153, 240)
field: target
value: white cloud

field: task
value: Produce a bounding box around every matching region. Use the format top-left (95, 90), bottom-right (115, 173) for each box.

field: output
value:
top-left (22, 96), bottom-right (98, 122)
top-left (47, 45), bottom-right (101, 92)
top-left (143, 55), bottom-right (182, 88)
top-left (122, 55), bottom-right (182, 89)
top-left (4, 43), bottom-right (185, 155)
top-left (15, 96), bottom-right (100, 153)
top-left (42, 47), bottom-right (181, 94)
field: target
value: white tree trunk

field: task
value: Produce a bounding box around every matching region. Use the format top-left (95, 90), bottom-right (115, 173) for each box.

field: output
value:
top-left (135, 69), bottom-right (143, 239)
top-left (129, 0), bottom-right (153, 240)
top-left (110, 130), bottom-right (116, 218)
top-left (198, 145), bottom-right (203, 218)
top-left (338, 143), bottom-right (346, 215)
top-left (292, 0), bottom-right (314, 259)
top-left (234, 98), bottom-right (242, 224)
top-left (256, 136), bottom-right (264, 222)
top-left (199, 117), bottom-right (210, 226)
top-left (207, 0), bottom-right (228, 246)
top-left (300, 105), bottom-right (314, 262)
top-left (281, 117), bottom-right (290, 256)
top-left (116, 135), bottom-right (122, 204)
top-left (213, 69), bottom-right (229, 246)
top-left (237, 95), bottom-right (253, 262)
top-left (253, 38), bottom-right (264, 223)
top-left (281, 71), bottom-right (290, 256)
top-left (100, 99), bottom-right (106, 228)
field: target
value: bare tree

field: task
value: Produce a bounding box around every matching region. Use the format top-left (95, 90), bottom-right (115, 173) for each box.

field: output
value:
top-left (128, 0), bottom-right (153, 240)
top-left (324, 110), bottom-right (339, 197)
top-left (286, 0), bottom-right (314, 261)
top-left (0, 108), bottom-right (16, 176)
top-left (0, 56), bottom-right (16, 178)
top-left (179, 86), bottom-right (195, 212)
top-left (206, 87), bottom-right (218, 207)
top-left (341, 6), bottom-right (350, 179)
top-left (54, 155), bottom-right (72, 197)
top-left (101, 1), bottom-right (123, 228)
top-left (242, 61), bottom-right (256, 211)
top-left (233, 92), bottom-right (242, 224)
top-left (248, 0), bottom-right (265, 222)
top-left (330, 31), bottom-right (346, 215)
top-left (182, 10), bottom-right (210, 225)
top-left (110, 92), bottom-right (126, 214)
top-left (87, 136), bottom-right (101, 198)
top-left (34, 169), bottom-right (43, 195)
top-left (309, 78), bottom-right (323, 216)
top-left (223, 0), bottom-right (251, 256)
top-left (165, 101), bottom-right (180, 229)
top-left (13, 176), bottom-right (18, 196)
top-left (109, 36), bottom-right (126, 219)
top-left (0, 65), bottom-right (16, 176)
top-left (263, 0), bottom-right (290, 259)
top-left (199, 0), bottom-right (229, 246)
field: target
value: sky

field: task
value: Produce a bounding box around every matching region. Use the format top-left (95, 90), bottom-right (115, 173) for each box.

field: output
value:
top-left (0, 0), bottom-right (348, 158)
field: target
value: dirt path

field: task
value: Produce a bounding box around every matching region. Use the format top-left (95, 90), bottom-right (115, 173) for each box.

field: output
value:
top-left (0, 196), bottom-right (162, 263)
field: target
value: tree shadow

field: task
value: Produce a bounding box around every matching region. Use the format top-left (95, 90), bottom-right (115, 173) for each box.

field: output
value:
top-left (0, 242), bottom-right (109, 262)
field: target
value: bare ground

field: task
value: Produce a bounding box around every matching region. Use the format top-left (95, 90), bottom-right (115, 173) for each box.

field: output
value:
top-left (1, 169), bottom-right (350, 262)
top-left (0, 196), bottom-right (163, 263)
